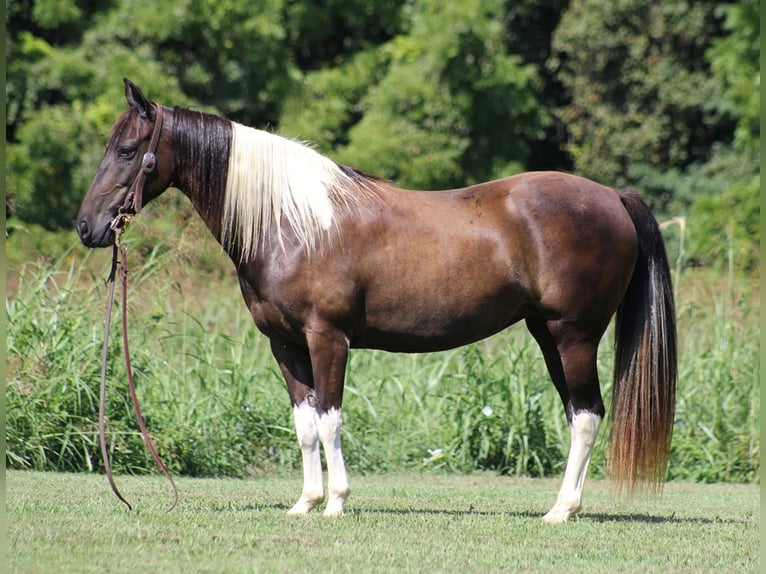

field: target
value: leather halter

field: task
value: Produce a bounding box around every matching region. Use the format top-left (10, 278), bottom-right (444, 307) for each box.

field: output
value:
top-left (125, 103), bottom-right (164, 215)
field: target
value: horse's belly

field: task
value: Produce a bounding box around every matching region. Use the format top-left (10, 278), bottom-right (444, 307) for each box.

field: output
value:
top-left (350, 322), bottom-right (522, 353)
top-left (351, 284), bottom-right (530, 352)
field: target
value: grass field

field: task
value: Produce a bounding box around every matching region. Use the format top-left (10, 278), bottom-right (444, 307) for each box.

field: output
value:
top-left (6, 470), bottom-right (759, 573)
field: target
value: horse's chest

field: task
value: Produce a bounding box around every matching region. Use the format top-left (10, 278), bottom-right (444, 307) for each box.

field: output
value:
top-left (237, 275), bottom-right (305, 343)
top-left (245, 298), bottom-right (305, 344)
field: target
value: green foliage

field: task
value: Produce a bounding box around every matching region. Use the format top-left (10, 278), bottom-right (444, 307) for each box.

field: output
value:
top-left (686, 174), bottom-right (760, 270)
top-left (441, 343), bottom-right (563, 476)
top-left (548, 0), bottom-right (759, 271)
top-left (6, 249), bottom-right (114, 472)
top-left (5, 247), bottom-right (297, 476)
top-left (706, 0), bottom-right (760, 152)
top-left (283, 0), bottom-right (404, 68)
top-left (670, 270), bottom-right (760, 482)
top-left (5, 0), bottom-right (761, 483)
top-left (284, 0), bottom-right (546, 189)
top-left (6, 0), bottom-right (760, 271)
top-left (31, 0), bottom-right (84, 28)
top-left (6, 0), bottom-right (193, 229)
top-left (550, 0), bottom-right (731, 202)
top-left (683, 0), bottom-right (760, 270)
top-left (7, 104), bottom-right (102, 228)
top-left (278, 48), bottom-right (391, 150)
top-left (165, 0), bottom-right (294, 122)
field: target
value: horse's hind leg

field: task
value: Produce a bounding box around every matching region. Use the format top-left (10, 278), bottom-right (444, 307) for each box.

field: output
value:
top-left (546, 405), bottom-right (601, 523)
top-left (526, 317), bottom-right (606, 523)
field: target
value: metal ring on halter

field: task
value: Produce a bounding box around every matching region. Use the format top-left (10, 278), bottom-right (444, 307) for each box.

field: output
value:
top-left (109, 209), bottom-right (134, 232)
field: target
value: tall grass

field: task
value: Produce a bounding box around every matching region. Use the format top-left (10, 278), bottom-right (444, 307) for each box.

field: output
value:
top-left (5, 222), bottom-right (759, 483)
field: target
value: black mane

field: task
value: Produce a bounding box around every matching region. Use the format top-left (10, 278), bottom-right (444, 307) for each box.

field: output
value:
top-left (172, 107), bottom-right (232, 238)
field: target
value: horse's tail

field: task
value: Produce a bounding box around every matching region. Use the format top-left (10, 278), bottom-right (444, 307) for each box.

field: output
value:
top-left (610, 189), bottom-right (677, 491)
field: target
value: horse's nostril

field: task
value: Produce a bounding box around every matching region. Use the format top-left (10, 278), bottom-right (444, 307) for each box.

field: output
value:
top-left (77, 219), bottom-right (90, 239)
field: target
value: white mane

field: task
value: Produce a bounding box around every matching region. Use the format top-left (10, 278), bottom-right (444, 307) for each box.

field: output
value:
top-left (221, 122), bottom-right (359, 260)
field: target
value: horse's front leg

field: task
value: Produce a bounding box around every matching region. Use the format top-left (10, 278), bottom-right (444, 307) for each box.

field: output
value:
top-left (306, 326), bottom-right (351, 516)
top-left (270, 340), bottom-right (325, 514)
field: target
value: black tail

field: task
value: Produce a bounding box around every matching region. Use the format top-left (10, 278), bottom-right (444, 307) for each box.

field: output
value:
top-left (610, 190), bottom-right (677, 490)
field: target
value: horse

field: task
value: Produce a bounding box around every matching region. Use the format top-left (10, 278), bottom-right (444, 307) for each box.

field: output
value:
top-left (76, 79), bottom-right (677, 523)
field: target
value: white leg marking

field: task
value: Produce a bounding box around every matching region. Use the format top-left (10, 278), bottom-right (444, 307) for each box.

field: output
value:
top-left (318, 408), bottom-right (350, 516)
top-left (543, 411), bottom-right (601, 524)
top-left (288, 400), bottom-right (324, 514)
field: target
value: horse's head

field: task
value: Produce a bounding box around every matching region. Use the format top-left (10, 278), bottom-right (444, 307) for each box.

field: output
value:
top-left (76, 79), bottom-right (175, 247)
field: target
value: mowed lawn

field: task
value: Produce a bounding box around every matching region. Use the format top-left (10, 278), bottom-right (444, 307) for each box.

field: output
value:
top-left (6, 470), bottom-right (759, 573)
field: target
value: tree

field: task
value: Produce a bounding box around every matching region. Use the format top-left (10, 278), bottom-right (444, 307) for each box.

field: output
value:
top-left (686, 0), bottom-right (760, 269)
top-left (281, 0), bottom-right (547, 190)
top-left (550, 0), bottom-right (737, 209)
top-left (6, 0), bottom-right (757, 254)
top-left (6, 0), bottom-right (195, 228)
top-left (706, 0), bottom-right (760, 153)
top-left (6, 0), bottom-right (409, 229)
top-left (501, 0), bottom-right (573, 171)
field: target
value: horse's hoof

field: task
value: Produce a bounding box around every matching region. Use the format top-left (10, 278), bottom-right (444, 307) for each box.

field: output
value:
top-left (287, 496), bottom-right (323, 515)
top-left (323, 500), bottom-right (345, 517)
top-left (542, 510), bottom-right (569, 524)
top-left (542, 503), bottom-right (581, 524)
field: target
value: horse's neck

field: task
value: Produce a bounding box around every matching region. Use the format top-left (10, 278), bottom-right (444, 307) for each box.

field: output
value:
top-left (180, 180), bottom-right (225, 244)
top-left (171, 108), bottom-right (233, 244)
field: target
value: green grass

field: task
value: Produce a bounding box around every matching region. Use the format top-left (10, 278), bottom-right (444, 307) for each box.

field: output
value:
top-left (6, 470), bottom-right (759, 573)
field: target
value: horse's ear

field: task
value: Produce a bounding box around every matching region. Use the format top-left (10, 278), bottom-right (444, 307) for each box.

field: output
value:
top-left (124, 78), bottom-right (155, 120)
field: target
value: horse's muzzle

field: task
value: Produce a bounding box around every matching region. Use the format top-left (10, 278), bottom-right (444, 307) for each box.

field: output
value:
top-left (76, 216), bottom-right (115, 248)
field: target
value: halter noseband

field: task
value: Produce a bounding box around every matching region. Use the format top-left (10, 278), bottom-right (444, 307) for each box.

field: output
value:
top-left (121, 103), bottom-right (164, 218)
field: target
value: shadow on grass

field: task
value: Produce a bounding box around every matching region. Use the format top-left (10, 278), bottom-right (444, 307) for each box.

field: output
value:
top-left (579, 511), bottom-right (751, 525)
top-left (206, 501), bottom-right (749, 526)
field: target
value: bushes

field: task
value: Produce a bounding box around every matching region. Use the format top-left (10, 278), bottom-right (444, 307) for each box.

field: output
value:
top-left (687, 174), bottom-right (760, 271)
top-left (6, 247), bottom-right (296, 476)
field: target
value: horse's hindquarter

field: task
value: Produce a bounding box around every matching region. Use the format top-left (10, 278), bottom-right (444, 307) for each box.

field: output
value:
top-left (508, 172), bottom-right (638, 328)
top-left (348, 172), bottom-right (638, 351)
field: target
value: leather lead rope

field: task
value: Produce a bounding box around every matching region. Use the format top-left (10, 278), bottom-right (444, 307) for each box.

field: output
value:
top-left (100, 242), bottom-right (132, 510)
top-left (99, 220), bottom-right (178, 512)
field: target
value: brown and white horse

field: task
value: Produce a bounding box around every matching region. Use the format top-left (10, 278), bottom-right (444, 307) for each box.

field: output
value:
top-left (77, 79), bottom-right (676, 522)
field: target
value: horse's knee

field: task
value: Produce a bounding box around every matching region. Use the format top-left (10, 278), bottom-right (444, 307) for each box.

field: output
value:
top-left (293, 400), bottom-right (319, 447)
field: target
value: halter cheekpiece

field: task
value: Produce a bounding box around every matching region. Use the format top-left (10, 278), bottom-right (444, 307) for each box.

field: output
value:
top-left (122, 103), bottom-right (164, 218)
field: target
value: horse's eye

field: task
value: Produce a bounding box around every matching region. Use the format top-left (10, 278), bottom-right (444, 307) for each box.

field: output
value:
top-left (117, 146), bottom-right (136, 159)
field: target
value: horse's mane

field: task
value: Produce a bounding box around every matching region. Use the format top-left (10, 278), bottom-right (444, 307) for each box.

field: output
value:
top-left (171, 106), bottom-right (380, 260)
top-left (220, 122), bottom-right (379, 260)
